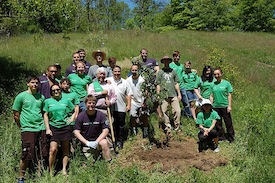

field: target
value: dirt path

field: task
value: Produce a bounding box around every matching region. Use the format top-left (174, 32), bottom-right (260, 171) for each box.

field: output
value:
top-left (118, 137), bottom-right (228, 174)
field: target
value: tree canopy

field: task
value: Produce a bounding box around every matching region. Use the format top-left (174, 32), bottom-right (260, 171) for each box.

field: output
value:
top-left (1, 0), bottom-right (274, 35)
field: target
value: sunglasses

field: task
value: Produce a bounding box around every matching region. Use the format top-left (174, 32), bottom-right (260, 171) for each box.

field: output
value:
top-left (52, 89), bottom-right (61, 92)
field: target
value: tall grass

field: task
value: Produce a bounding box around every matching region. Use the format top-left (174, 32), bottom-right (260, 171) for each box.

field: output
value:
top-left (0, 30), bottom-right (275, 182)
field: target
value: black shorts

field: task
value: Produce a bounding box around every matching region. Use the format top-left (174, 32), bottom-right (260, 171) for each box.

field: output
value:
top-left (50, 125), bottom-right (72, 142)
top-left (21, 131), bottom-right (49, 161)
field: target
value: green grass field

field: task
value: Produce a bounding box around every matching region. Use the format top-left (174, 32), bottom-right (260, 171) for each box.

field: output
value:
top-left (0, 30), bottom-right (274, 182)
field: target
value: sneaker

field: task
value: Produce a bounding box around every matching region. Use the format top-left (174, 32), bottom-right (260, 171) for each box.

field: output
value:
top-left (18, 178), bottom-right (24, 183)
top-left (214, 147), bottom-right (220, 153)
top-left (116, 141), bottom-right (123, 150)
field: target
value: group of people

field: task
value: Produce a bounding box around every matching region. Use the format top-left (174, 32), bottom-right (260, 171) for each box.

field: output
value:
top-left (12, 48), bottom-right (235, 182)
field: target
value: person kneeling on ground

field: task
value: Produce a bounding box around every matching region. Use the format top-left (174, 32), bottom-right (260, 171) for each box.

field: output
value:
top-left (74, 95), bottom-right (111, 162)
top-left (196, 99), bottom-right (220, 153)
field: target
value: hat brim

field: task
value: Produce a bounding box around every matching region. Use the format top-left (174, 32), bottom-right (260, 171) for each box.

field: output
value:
top-left (161, 58), bottom-right (172, 63)
top-left (92, 51), bottom-right (106, 60)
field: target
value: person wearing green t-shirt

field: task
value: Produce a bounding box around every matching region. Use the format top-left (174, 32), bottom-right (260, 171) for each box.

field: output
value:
top-left (60, 78), bottom-right (80, 155)
top-left (12, 76), bottom-right (47, 183)
top-left (210, 68), bottom-right (234, 143)
top-left (68, 61), bottom-right (92, 111)
top-left (156, 56), bottom-right (182, 136)
top-left (182, 61), bottom-right (200, 120)
top-left (43, 84), bottom-right (76, 176)
top-left (195, 66), bottom-right (215, 100)
top-left (196, 99), bottom-right (220, 152)
top-left (169, 51), bottom-right (192, 118)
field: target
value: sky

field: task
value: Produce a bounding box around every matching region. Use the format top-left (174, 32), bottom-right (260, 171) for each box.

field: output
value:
top-left (121, 0), bottom-right (170, 9)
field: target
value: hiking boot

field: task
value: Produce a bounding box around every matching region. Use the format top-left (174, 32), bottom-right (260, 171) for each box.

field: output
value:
top-left (143, 127), bottom-right (149, 138)
top-left (214, 147), bottom-right (220, 153)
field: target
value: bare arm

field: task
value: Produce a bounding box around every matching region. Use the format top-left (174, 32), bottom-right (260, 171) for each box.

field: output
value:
top-left (156, 85), bottom-right (160, 94)
top-left (227, 93), bottom-right (232, 113)
top-left (210, 93), bottom-right (213, 104)
top-left (13, 111), bottom-right (21, 128)
top-left (126, 95), bottom-right (131, 111)
top-left (175, 83), bottom-right (182, 101)
top-left (69, 105), bottom-right (79, 123)
top-left (154, 66), bottom-right (160, 73)
top-left (74, 130), bottom-right (88, 145)
top-left (194, 88), bottom-right (203, 100)
top-left (43, 112), bottom-right (52, 136)
top-left (95, 128), bottom-right (109, 143)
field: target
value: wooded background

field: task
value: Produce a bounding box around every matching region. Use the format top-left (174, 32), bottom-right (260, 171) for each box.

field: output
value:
top-left (1, 0), bottom-right (275, 35)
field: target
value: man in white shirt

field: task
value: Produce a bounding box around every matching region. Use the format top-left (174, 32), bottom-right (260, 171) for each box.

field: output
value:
top-left (106, 66), bottom-right (132, 149)
top-left (126, 64), bottom-right (149, 138)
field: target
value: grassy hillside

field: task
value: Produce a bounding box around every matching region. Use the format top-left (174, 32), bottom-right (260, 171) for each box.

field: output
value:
top-left (0, 30), bottom-right (274, 182)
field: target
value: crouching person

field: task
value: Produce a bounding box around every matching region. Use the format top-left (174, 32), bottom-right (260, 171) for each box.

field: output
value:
top-left (196, 99), bottom-right (220, 153)
top-left (74, 95), bottom-right (111, 162)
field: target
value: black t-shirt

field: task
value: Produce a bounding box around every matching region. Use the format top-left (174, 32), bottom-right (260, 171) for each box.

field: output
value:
top-left (74, 110), bottom-right (109, 141)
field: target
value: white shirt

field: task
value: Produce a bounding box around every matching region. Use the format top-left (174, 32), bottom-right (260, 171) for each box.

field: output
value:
top-left (106, 77), bottom-right (132, 112)
top-left (126, 75), bottom-right (145, 104)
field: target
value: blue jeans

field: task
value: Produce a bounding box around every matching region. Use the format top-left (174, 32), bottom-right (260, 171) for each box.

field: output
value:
top-left (180, 88), bottom-right (191, 117)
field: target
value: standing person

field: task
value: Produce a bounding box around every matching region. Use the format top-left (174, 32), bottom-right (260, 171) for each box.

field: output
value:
top-left (108, 57), bottom-right (117, 70)
top-left (67, 61), bottom-right (92, 111)
top-left (74, 95), bottom-right (111, 162)
top-left (131, 48), bottom-right (159, 73)
top-left (169, 51), bottom-right (191, 117)
top-left (210, 68), bottom-right (234, 142)
top-left (12, 76), bottom-right (48, 183)
top-left (43, 84), bottom-right (76, 175)
top-left (88, 50), bottom-right (112, 80)
top-left (60, 78), bottom-right (80, 148)
top-left (126, 64), bottom-right (149, 138)
top-left (131, 48), bottom-right (161, 118)
top-left (54, 63), bottom-right (64, 83)
top-left (156, 56), bottom-right (182, 136)
top-left (196, 99), bottom-right (220, 152)
top-left (106, 66), bottom-right (132, 149)
top-left (39, 65), bottom-right (59, 99)
top-left (65, 52), bottom-right (80, 77)
top-left (77, 48), bottom-right (92, 74)
top-left (195, 66), bottom-right (215, 100)
top-left (88, 67), bottom-right (116, 116)
top-left (182, 61), bottom-right (200, 120)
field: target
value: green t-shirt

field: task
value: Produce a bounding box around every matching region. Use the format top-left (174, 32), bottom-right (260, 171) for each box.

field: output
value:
top-left (212, 80), bottom-right (233, 108)
top-left (169, 62), bottom-right (184, 89)
top-left (62, 92), bottom-right (80, 125)
top-left (196, 110), bottom-right (220, 128)
top-left (12, 91), bottom-right (45, 132)
top-left (55, 75), bottom-right (64, 83)
top-left (67, 73), bottom-right (92, 101)
top-left (156, 68), bottom-right (179, 98)
top-left (182, 71), bottom-right (200, 90)
top-left (197, 78), bottom-right (215, 99)
top-left (43, 97), bottom-right (75, 128)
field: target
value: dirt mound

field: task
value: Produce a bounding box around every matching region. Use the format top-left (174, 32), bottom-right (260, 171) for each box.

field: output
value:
top-left (120, 137), bottom-right (228, 174)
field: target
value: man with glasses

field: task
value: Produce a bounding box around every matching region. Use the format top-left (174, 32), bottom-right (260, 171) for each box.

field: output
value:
top-left (88, 50), bottom-right (112, 81)
top-left (39, 65), bottom-right (59, 99)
